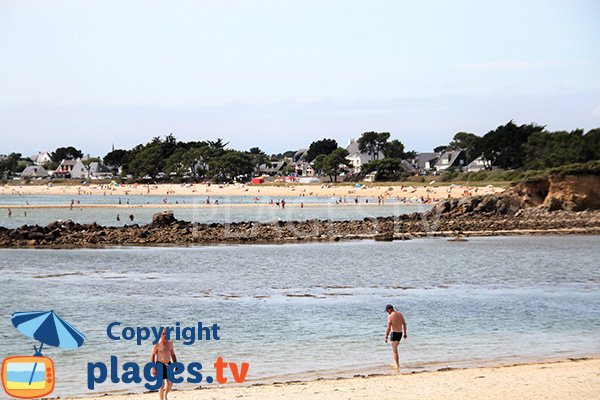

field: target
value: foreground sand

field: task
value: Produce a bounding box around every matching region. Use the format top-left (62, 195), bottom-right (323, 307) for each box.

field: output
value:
top-left (78, 358), bottom-right (599, 400)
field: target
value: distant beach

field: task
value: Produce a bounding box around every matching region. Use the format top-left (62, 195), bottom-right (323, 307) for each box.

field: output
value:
top-left (0, 182), bottom-right (504, 204)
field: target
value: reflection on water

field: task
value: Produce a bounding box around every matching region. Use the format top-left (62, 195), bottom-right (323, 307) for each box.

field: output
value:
top-left (0, 236), bottom-right (599, 397)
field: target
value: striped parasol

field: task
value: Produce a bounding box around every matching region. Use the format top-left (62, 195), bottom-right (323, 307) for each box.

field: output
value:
top-left (12, 310), bottom-right (85, 354)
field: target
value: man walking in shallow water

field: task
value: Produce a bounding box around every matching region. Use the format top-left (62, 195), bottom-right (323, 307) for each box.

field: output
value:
top-left (384, 304), bottom-right (407, 369)
top-left (151, 329), bottom-right (178, 400)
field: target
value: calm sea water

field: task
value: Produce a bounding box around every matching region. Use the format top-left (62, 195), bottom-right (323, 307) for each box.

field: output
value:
top-left (0, 194), bottom-right (338, 206)
top-left (0, 194), bottom-right (429, 228)
top-left (0, 193), bottom-right (423, 207)
top-left (0, 236), bottom-right (599, 397)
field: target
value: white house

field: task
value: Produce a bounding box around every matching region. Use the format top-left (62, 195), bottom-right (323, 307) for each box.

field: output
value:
top-left (31, 152), bottom-right (53, 166)
top-left (290, 160), bottom-right (314, 177)
top-left (55, 158), bottom-right (88, 179)
top-left (70, 159), bottom-right (88, 179)
top-left (466, 156), bottom-right (489, 172)
top-left (345, 139), bottom-right (384, 174)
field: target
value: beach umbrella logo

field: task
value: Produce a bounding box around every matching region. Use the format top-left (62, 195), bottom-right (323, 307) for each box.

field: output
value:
top-left (2, 310), bottom-right (85, 399)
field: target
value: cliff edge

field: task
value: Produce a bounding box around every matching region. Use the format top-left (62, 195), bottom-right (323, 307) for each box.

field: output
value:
top-left (433, 162), bottom-right (600, 216)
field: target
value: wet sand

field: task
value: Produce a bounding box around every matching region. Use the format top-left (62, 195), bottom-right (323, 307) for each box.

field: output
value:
top-left (76, 358), bottom-right (600, 400)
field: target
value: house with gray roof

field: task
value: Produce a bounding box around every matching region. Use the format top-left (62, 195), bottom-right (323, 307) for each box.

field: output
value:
top-left (88, 161), bottom-right (113, 179)
top-left (258, 160), bottom-right (287, 176)
top-left (433, 150), bottom-right (467, 172)
top-left (345, 138), bottom-right (384, 174)
top-left (406, 152), bottom-right (440, 174)
top-left (293, 149), bottom-right (309, 162)
top-left (20, 166), bottom-right (50, 179)
top-left (401, 159), bottom-right (418, 175)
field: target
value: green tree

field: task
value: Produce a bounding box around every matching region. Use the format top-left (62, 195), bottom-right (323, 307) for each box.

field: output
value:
top-left (207, 150), bottom-right (254, 183)
top-left (358, 131), bottom-right (390, 162)
top-left (206, 138), bottom-right (229, 159)
top-left (404, 150), bottom-right (418, 159)
top-left (164, 148), bottom-right (188, 177)
top-left (306, 138), bottom-right (338, 162)
top-left (447, 132), bottom-right (482, 163)
top-left (104, 149), bottom-right (128, 168)
top-left (165, 145), bottom-right (210, 180)
top-left (249, 147), bottom-right (268, 173)
top-left (51, 146), bottom-right (83, 162)
top-left (127, 143), bottom-right (164, 178)
top-left (320, 148), bottom-right (351, 183)
top-left (523, 129), bottom-right (586, 169)
top-left (479, 121), bottom-right (544, 169)
top-left (312, 154), bottom-right (327, 175)
top-left (584, 128), bottom-right (600, 161)
top-left (0, 153), bottom-right (22, 178)
top-left (382, 139), bottom-right (405, 159)
top-left (124, 135), bottom-right (187, 178)
top-left (433, 145), bottom-right (447, 153)
top-left (183, 147), bottom-right (209, 179)
top-left (160, 133), bottom-right (178, 158)
top-left (362, 158), bottom-right (405, 181)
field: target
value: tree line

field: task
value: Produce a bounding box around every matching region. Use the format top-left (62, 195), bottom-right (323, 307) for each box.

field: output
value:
top-left (1, 120), bottom-right (599, 182)
top-left (106, 135), bottom-right (264, 182)
top-left (435, 121), bottom-right (600, 170)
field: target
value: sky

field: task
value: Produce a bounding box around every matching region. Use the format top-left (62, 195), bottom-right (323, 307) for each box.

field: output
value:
top-left (1, 0), bottom-right (599, 157)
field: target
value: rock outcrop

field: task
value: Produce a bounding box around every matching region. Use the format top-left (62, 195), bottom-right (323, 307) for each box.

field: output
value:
top-left (151, 210), bottom-right (177, 226)
top-left (433, 171), bottom-right (600, 216)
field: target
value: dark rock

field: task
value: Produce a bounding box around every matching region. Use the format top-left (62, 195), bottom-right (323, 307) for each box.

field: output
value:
top-left (544, 197), bottom-right (564, 212)
top-left (473, 196), bottom-right (497, 213)
top-left (374, 233), bottom-right (394, 241)
top-left (152, 211), bottom-right (177, 226)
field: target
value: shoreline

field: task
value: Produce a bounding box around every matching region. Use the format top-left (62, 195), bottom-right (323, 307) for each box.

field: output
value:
top-left (73, 357), bottom-right (600, 400)
top-left (0, 202), bottom-right (428, 209)
top-left (0, 182), bottom-right (504, 200)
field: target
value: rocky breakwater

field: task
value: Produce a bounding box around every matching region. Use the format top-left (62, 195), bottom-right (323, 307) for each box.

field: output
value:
top-left (0, 210), bottom-right (421, 247)
top-left (1, 205), bottom-right (599, 248)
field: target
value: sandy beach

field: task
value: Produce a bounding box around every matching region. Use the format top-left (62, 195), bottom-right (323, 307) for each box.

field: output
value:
top-left (0, 182), bottom-right (504, 204)
top-left (77, 358), bottom-right (600, 400)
